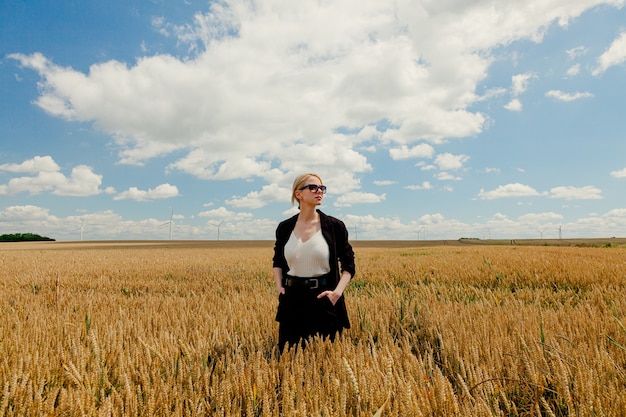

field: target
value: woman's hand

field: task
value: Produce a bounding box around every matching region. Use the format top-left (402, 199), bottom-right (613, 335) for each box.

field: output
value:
top-left (317, 290), bottom-right (341, 305)
top-left (273, 267), bottom-right (285, 295)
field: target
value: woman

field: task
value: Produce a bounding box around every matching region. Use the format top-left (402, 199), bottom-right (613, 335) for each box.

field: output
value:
top-left (273, 173), bottom-right (355, 352)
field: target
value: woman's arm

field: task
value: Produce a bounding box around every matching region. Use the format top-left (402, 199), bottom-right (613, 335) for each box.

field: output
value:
top-left (273, 267), bottom-right (285, 295)
top-left (318, 269), bottom-right (351, 304)
top-left (273, 218), bottom-right (293, 295)
top-left (318, 217), bottom-right (355, 305)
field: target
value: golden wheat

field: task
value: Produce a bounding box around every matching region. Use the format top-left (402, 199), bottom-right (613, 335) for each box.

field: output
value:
top-left (0, 243), bottom-right (625, 416)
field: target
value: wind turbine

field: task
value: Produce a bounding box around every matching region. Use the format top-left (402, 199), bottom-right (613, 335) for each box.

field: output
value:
top-left (161, 208), bottom-right (175, 240)
top-left (211, 221), bottom-right (224, 240)
top-left (76, 218), bottom-right (85, 241)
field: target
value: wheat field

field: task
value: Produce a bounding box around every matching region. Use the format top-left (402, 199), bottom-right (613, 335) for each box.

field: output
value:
top-left (1, 241), bottom-right (625, 416)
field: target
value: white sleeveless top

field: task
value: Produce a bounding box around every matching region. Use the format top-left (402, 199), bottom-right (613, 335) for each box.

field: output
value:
top-left (284, 229), bottom-right (331, 277)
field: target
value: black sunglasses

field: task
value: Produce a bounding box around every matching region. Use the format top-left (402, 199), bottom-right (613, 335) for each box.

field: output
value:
top-left (299, 184), bottom-right (327, 193)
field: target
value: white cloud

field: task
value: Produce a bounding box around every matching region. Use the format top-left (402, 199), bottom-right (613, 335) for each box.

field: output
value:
top-left (478, 183), bottom-right (541, 200)
top-left (0, 205), bottom-right (55, 221)
top-left (511, 72), bottom-right (537, 96)
top-left (374, 180), bottom-right (396, 186)
top-left (435, 172), bottom-right (462, 181)
top-left (406, 181), bottom-right (432, 190)
top-left (114, 183), bottom-right (180, 201)
top-left (548, 185), bottom-right (603, 200)
top-left (478, 184), bottom-right (603, 201)
top-left (593, 31), bottom-right (626, 76)
top-left (504, 98), bottom-right (522, 111)
top-left (417, 161), bottom-right (436, 171)
top-left (0, 155), bottom-right (59, 173)
top-left (566, 46), bottom-right (587, 59)
top-left (605, 208), bottom-right (626, 218)
top-left (545, 90), bottom-right (593, 102)
top-left (225, 183), bottom-right (288, 209)
top-left (518, 212), bottom-right (563, 222)
top-left (417, 213), bottom-right (446, 225)
top-left (334, 192), bottom-right (386, 207)
top-left (0, 156), bottom-right (103, 196)
top-left (610, 167), bottom-right (626, 178)
top-left (476, 87), bottom-right (507, 102)
top-left (53, 165), bottom-right (106, 197)
top-left (198, 206), bottom-right (253, 220)
top-left (389, 144), bottom-right (435, 160)
top-left (566, 64), bottom-right (581, 77)
top-left (434, 153), bottom-right (469, 171)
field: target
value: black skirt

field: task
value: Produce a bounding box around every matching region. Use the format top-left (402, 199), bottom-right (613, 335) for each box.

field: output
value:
top-left (276, 273), bottom-right (349, 350)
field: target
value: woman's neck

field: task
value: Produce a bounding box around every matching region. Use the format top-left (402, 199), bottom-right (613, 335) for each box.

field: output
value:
top-left (298, 206), bottom-right (318, 222)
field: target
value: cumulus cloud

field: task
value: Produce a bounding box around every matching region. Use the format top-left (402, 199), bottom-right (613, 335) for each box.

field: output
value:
top-left (610, 167), bottom-right (626, 178)
top-left (548, 185), bottom-right (603, 200)
top-left (436, 172), bottom-right (462, 181)
top-left (518, 212), bottom-right (563, 222)
top-left (389, 144), bottom-right (435, 160)
top-left (512, 73), bottom-right (537, 96)
top-left (374, 180), bottom-right (396, 186)
top-left (593, 31), bottom-right (626, 76)
top-left (0, 156), bottom-right (103, 196)
top-left (605, 208), bottom-right (626, 218)
top-left (566, 64), bottom-right (581, 77)
top-left (504, 98), bottom-right (522, 111)
top-left (334, 192), bottom-right (386, 207)
top-left (0, 205), bottom-right (55, 221)
top-left (0, 155), bottom-right (59, 173)
top-left (478, 184), bottom-right (603, 200)
top-left (225, 183), bottom-right (288, 209)
top-left (406, 181), bottom-right (432, 190)
top-left (114, 183), bottom-right (180, 201)
top-left (434, 153), bottom-right (469, 171)
top-left (478, 183), bottom-right (541, 200)
top-left (545, 90), bottom-right (593, 101)
top-left (199, 206), bottom-right (253, 220)
top-left (10, 0), bottom-right (611, 202)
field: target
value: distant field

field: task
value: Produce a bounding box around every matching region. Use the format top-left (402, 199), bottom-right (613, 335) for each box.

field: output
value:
top-left (1, 242), bottom-right (626, 415)
top-left (2, 236), bottom-right (625, 250)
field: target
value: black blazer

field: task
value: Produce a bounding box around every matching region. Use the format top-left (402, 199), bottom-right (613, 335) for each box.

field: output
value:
top-left (272, 209), bottom-right (356, 284)
top-left (272, 210), bottom-right (355, 328)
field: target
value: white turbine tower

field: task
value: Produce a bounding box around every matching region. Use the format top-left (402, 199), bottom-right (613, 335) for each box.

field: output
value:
top-left (161, 208), bottom-right (175, 240)
top-left (211, 221), bottom-right (224, 240)
top-left (74, 218), bottom-right (86, 241)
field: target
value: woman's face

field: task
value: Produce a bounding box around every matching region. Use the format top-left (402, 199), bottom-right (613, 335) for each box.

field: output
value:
top-left (296, 175), bottom-right (324, 207)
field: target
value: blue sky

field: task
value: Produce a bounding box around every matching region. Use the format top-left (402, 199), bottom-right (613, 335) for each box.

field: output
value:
top-left (1, 0), bottom-right (626, 241)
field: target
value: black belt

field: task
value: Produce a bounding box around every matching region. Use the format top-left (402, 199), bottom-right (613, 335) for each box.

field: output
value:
top-left (285, 277), bottom-right (327, 289)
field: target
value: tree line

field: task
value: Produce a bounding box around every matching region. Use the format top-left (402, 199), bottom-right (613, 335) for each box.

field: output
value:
top-left (0, 233), bottom-right (55, 242)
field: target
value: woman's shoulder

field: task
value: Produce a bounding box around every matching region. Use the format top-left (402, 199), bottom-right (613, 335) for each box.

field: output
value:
top-left (276, 213), bottom-right (299, 230)
top-left (318, 210), bottom-right (346, 228)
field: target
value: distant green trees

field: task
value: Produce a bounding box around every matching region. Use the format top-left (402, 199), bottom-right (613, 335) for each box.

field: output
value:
top-left (0, 233), bottom-right (55, 242)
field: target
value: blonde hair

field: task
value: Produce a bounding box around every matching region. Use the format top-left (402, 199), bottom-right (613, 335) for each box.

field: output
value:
top-left (291, 173), bottom-right (323, 206)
